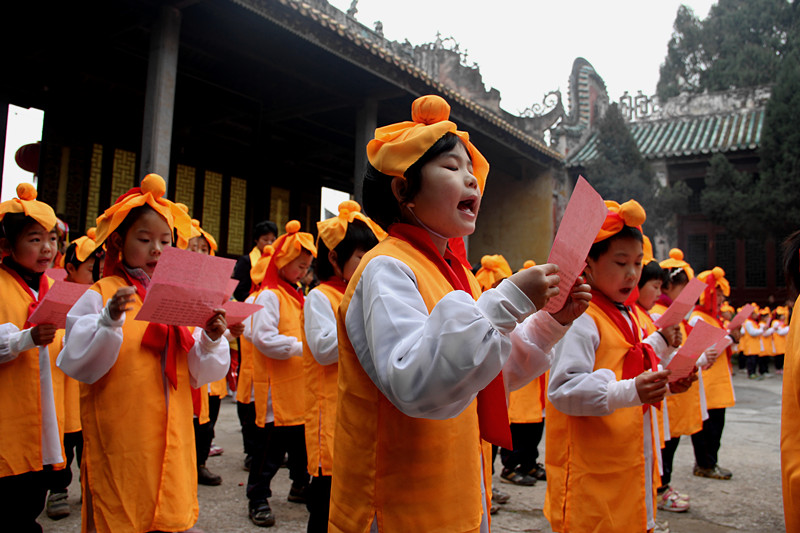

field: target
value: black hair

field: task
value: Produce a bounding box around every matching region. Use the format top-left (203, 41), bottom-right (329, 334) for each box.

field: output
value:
top-left (638, 260), bottom-right (667, 289)
top-left (362, 132), bottom-right (465, 230)
top-left (114, 204), bottom-right (158, 241)
top-left (253, 220), bottom-right (278, 241)
top-left (587, 225), bottom-right (643, 261)
top-left (63, 241), bottom-right (105, 282)
top-left (0, 212), bottom-right (38, 246)
top-left (662, 267), bottom-right (690, 290)
top-left (783, 230), bottom-right (800, 296)
top-left (315, 219), bottom-right (380, 281)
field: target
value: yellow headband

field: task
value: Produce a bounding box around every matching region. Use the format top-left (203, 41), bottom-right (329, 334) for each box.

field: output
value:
top-left (71, 227), bottom-right (101, 263)
top-left (272, 220), bottom-right (317, 270)
top-left (0, 183), bottom-right (56, 232)
top-left (317, 200), bottom-right (387, 251)
top-left (95, 173), bottom-right (192, 247)
top-left (593, 199), bottom-right (646, 243)
top-left (475, 254), bottom-right (513, 291)
top-left (367, 95), bottom-right (489, 193)
top-left (190, 219), bottom-right (218, 256)
top-left (659, 248), bottom-right (695, 280)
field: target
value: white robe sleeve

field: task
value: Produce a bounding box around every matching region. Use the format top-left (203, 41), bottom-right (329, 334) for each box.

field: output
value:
top-left (304, 288), bottom-right (339, 366)
top-left (57, 289), bottom-right (125, 384)
top-left (188, 328), bottom-right (230, 388)
top-left (344, 256), bottom-right (565, 420)
top-left (251, 290), bottom-right (303, 360)
top-left (0, 323), bottom-right (36, 364)
top-left (744, 320), bottom-right (763, 336)
top-left (548, 313), bottom-right (641, 416)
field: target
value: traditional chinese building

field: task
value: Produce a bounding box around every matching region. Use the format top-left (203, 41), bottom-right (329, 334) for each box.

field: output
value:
top-left (2, 0), bottom-right (564, 269)
top-left (554, 58), bottom-right (780, 304)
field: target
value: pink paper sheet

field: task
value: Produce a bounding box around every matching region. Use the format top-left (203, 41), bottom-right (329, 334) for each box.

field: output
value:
top-left (653, 278), bottom-right (707, 328)
top-left (542, 177), bottom-right (607, 313)
top-left (666, 320), bottom-right (728, 382)
top-left (28, 281), bottom-right (91, 329)
top-left (45, 268), bottom-right (67, 282)
top-left (726, 304), bottom-right (754, 332)
top-left (135, 247), bottom-right (240, 327)
top-left (223, 301), bottom-right (263, 325)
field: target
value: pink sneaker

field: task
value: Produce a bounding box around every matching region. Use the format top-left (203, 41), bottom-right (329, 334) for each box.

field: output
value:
top-left (209, 444), bottom-right (224, 457)
top-left (657, 487), bottom-right (689, 513)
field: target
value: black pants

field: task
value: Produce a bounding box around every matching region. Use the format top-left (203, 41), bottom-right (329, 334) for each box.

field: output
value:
top-left (776, 353), bottom-right (785, 370)
top-left (237, 401), bottom-right (258, 457)
top-left (306, 472), bottom-right (331, 533)
top-left (691, 407), bottom-right (726, 469)
top-left (500, 421), bottom-right (544, 473)
top-left (0, 470), bottom-right (49, 533)
top-left (246, 423), bottom-right (309, 503)
top-left (659, 437), bottom-right (681, 487)
top-left (737, 352), bottom-right (746, 370)
top-left (758, 356), bottom-right (772, 374)
top-left (48, 431), bottom-right (83, 493)
top-left (746, 354), bottom-right (759, 376)
top-left (194, 395), bottom-right (222, 466)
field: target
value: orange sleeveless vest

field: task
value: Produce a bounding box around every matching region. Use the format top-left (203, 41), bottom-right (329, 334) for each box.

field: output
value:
top-left (544, 302), bottom-right (658, 533)
top-left (690, 309), bottom-right (735, 409)
top-left (774, 320), bottom-right (787, 355)
top-left (781, 294), bottom-right (800, 531)
top-left (508, 374), bottom-right (546, 423)
top-left (252, 286), bottom-right (305, 427)
top-left (741, 319), bottom-right (762, 356)
top-left (634, 305), bottom-right (666, 449)
top-left (79, 275), bottom-right (198, 533)
top-left (0, 270), bottom-right (60, 477)
top-left (303, 283), bottom-right (345, 477)
top-left (329, 237), bottom-right (491, 533)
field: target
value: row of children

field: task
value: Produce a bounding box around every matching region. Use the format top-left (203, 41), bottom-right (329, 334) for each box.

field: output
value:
top-left (738, 303), bottom-right (790, 378)
top-left (0, 93), bottom-right (755, 533)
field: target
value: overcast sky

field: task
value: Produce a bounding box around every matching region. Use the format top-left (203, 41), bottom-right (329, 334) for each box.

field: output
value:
top-left (328, 0), bottom-right (716, 114)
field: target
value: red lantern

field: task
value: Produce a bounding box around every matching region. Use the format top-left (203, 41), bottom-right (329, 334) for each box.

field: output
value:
top-left (15, 142), bottom-right (40, 174)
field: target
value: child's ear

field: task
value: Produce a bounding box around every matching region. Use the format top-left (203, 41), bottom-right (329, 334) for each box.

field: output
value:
top-left (328, 249), bottom-right (338, 268)
top-left (65, 263), bottom-right (77, 276)
top-left (390, 176), bottom-right (410, 204)
top-left (0, 237), bottom-right (11, 256)
top-left (110, 232), bottom-right (123, 250)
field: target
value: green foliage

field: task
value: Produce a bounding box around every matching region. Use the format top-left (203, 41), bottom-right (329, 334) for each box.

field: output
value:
top-left (757, 17), bottom-right (800, 237)
top-left (583, 104), bottom-right (690, 235)
top-left (701, 153), bottom-right (760, 235)
top-left (657, 0), bottom-right (793, 100)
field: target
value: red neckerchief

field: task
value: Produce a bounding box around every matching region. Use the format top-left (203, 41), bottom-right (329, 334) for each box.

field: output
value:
top-left (591, 289), bottom-right (660, 411)
top-left (115, 266), bottom-right (194, 389)
top-left (1, 262), bottom-right (50, 328)
top-left (321, 278), bottom-right (348, 295)
top-left (389, 223), bottom-right (513, 449)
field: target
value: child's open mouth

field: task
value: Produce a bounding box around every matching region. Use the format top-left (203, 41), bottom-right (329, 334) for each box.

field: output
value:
top-left (458, 198), bottom-right (477, 216)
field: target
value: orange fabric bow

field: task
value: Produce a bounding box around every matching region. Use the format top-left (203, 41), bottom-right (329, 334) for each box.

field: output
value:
top-left (474, 254), bottom-right (513, 292)
top-left (593, 199), bottom-right (646, 243)
top-left (317, 200), bottom-right (387, 251)
top-left (0, 183), bottom-right (56, 232)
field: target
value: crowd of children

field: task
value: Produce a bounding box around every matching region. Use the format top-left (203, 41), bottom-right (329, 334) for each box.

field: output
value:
top-left (1, 94), bottom-right (795, 533)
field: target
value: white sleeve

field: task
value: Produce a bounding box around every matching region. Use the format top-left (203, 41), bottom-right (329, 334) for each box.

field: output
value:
top-left (0, 323), bottom-right (36, 364)
top-left (241, 294), bottom-right (256, 341)
top-left (57, 290), bottom-right (125, 384)
top-left (188, 328), bottom-right (230, 388)
top-left (779, 325), bottom-right (790, 336)
top-left (344, 257), bottom-right (537, 419)
top-left (503, 296), bottom-right (570, 391)
top-left (304, 289), bottom-right (339, 366)
top-left (548, 313), bottom-right (641, 416)
top-left (251, 290), bottom-right (303, 360)
top-left (643, 330), bottom-right (670, 360)
top-left (763, 327), bottom-right (774, 336)
top-left (744, 320), bottom-right (762, 336)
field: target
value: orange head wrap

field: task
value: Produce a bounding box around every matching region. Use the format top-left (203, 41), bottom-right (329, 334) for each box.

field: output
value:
top-left (642, 234), bottom-right (654, 265)
top-left (317, 200), bottom-right (387, 251)
top-left (697, 266), bottom-right (730, 314)
top-left (174, 203), bottom-right (192, 250)
top-left (760, 306), bottom-right (771, 316)
top-left (518, 259), bottom-right (537, 272)
top-left (250, 244), bottom-right (275, 288)
top-left (71, 227), bottom-right (102, 263)
top-left (475, 254), bottom-right (513, 292)
top-left (659, 248), bottom-right (695, 280)
top-left (593, 200), bottom-right (646, 243)
top-left (720, 301), bottom-right (735, 315)
top-left (271, 220), bottom-right (317, 271)
top-left (189, 219), bottom-right (218, 256)
top-left (95, 173), bottom-right (192, 277)
top-left (366, 95), bottom-right (489, 194)
top-left (0, 183), bottom-right (57, 233)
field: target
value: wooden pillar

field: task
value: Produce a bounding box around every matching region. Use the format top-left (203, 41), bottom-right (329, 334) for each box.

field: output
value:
top-left (353, 98), bottom-right (377, 203)
top-left (140, 6), bottom-right (181, 187)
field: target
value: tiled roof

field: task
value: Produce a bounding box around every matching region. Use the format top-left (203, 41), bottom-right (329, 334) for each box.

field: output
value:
top-left (231, 0), bottom-right (564, 162)
top-left (568, 109), bottom-right (765, 166)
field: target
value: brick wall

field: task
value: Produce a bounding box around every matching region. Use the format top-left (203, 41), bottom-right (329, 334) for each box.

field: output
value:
top-left (202, 170), bottom-right (223, 245)
top-left (227, 177), bottom-right (247, 256)
top-left (85, 144), bottom-right (103, 230)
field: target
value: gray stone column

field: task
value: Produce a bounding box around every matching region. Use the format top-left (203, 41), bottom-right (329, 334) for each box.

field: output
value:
top-left (140, 6), bottom-right (181, 187)
top-left (353, 98), bottom-right (377, 203)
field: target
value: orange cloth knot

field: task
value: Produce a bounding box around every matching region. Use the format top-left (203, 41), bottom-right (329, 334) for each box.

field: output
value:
top-left (317, 200), bottom-right (387, 251)
top-left (0, 182), bottom-right (57, 232)
top-left (475, 254), bottom-right (513, 292)
top-left (593, 199), bottom-right (646, 243)
top-left (659, 247), bottom-right (695, 280)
